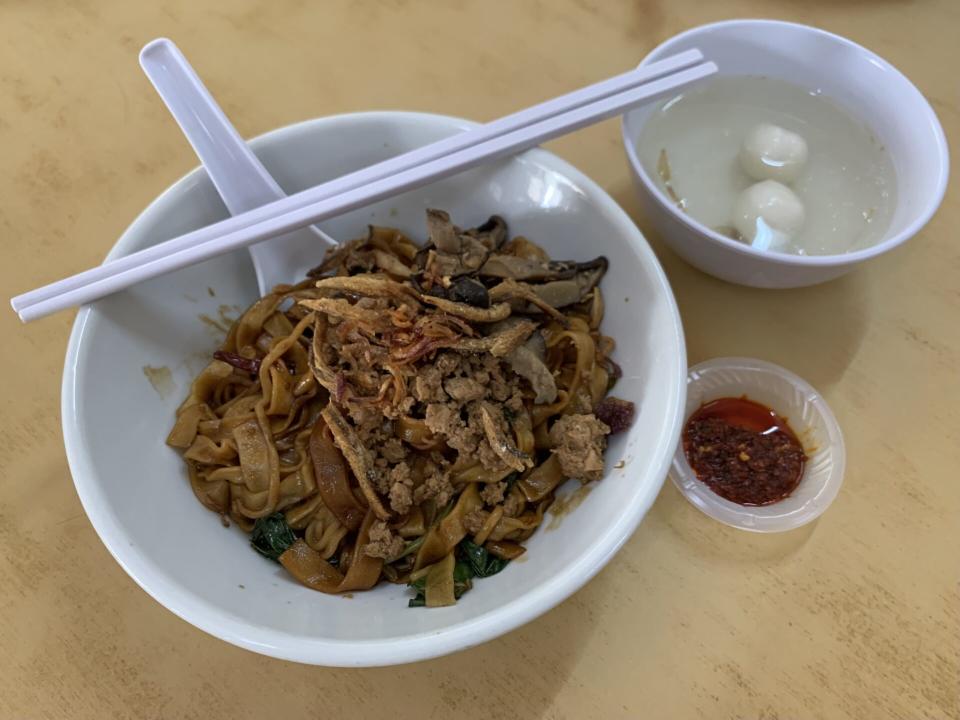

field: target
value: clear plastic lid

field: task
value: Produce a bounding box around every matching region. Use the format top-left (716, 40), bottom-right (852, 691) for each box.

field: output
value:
top-left (670, 357), bottom-right (845, 532)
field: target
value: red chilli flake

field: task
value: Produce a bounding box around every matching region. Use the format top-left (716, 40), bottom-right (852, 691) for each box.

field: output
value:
top-left (213, 350), bottom-right (261, 374)
top-left (682, 397), bottom-right (806, 506)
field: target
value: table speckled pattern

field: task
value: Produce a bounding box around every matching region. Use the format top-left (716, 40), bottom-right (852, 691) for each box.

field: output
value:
top-left (1, 1), bottom-right (957, 718)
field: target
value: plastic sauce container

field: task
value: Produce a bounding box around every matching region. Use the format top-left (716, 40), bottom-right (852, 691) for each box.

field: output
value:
top-left (669, 357), bottom-right (845, 532)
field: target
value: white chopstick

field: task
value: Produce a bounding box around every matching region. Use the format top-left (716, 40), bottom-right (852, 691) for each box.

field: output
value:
top-left (12, 49), bottom-right (704, 313)
top-left (14, 50), bottom-right (704, 313)
top-left (12, 56), bottom-right (715, 322)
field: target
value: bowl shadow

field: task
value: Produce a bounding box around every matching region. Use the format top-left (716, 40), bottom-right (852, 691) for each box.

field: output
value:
top-left (364, 587), bottom-right (601, 716)
top-left (653, 482), bottom-right (818, 564)
top-left (196, 584), bottom-right (601, 717)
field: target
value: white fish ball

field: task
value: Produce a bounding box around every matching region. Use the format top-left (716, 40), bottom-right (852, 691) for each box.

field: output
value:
top-left (739, 123), bottom-right (808, 183)
top-left (733, 180), bottom-right (806, 250)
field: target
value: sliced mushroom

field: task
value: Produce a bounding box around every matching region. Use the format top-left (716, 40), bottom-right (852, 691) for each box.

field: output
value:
top-left (463, 215), bottom-right (508, 250)
top-left (530, 280), bottom-right (582, 308)
top-left (457, 236), bottom-right (490, 273)
top-left (479, 254), bottom-right (608, 286)
top-left (487, 258), bottom-right (608, 311)
top-left (506, 333), bottom-right (557, 404)
top-left (420, 239), bottom-right (490, 282)
top-left (501, 236), bottom-right (550, 262)
top-left (525, 328), bottom-right (547, 360)
top-left (447, 276), bottom-right (490, 308)
top-left (426, 208), bottom-right (460, 254)
top-left (487, 279), bottom-right (569, 324)
top-left (420, 210), bottom-right (502, 283)
top-left (321, 403), bottom-right (391, 520)
top-left (372, 248), bottom-right (413, 278)
top-left (306, 235), bottom-right (366, 278)
top-left (479, 254), bottom-right (559, 281)
top-left (568, 256), bottom-right (608, 300)
top-left (423, 249), bottom-right (463, 279)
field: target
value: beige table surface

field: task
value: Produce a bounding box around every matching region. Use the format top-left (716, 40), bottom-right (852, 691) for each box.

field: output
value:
top-left (1, 1), bottom-right (957, 718)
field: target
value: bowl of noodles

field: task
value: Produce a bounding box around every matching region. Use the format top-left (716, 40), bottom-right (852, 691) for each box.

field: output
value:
top-left (62, 111), bottom-right (686, 666)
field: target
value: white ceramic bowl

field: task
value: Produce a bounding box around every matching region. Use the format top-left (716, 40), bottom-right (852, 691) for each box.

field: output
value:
top-left (62, 112), bottom-right (687, 666)
top-left (622, 19), bottom-right (950, 288)
top-left (670, 357), bottom-right (845, 532)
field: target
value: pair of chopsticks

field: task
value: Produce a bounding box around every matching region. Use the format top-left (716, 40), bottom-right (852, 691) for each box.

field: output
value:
top-left (10, 50), bottom-right (715, 323)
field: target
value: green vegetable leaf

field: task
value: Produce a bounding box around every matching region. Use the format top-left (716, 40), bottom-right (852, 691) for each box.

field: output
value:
top-left (407, 543), bottom-right (511, 608)
top-left (453, 561), bottom-right (473, 599)
top-left (407, 575), bottom-right (427, 608)
top-left (458, 539), bottom-right (510, 578)
top-left (389, 535), bottom-right (425, 563)
top-left (250, 513), bottom-right (296, 561)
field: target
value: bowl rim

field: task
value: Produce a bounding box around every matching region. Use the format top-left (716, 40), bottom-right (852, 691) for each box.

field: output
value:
top-left (620, 18), bottom-right (951, 267)
top-left (61, 110), bottom-right (687, 666)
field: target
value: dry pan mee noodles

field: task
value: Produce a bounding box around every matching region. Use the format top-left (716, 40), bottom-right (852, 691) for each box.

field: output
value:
top-left (167, 210), bottom-right (636, 607)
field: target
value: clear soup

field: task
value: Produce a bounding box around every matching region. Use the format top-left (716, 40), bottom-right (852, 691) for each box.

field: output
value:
top-left (639, 75), bottom-right (897, 256)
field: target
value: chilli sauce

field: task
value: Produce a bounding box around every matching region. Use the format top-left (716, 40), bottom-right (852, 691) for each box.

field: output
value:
top-left (682, 397), bottom-right (806, 506)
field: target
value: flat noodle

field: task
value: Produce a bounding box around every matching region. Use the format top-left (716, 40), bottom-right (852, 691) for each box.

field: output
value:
top-left (588, 287), bottom-right (604, 331)
top-left (279, 510), bottom-right (383, 593)
top-left (234, 293), bottom-right (284, 350)
top-left (187, 462), bottom-right (231, 514)
top-left (276, 429), bottom-right (316, 510)
top-left (590, 363), bottom-right (609, 408)
top-left (304, 504), bottom-right (349, 558)
top-left (230, 403), bottom-right (280, 518)
top-left (424, 552), bottom-right (456, 607)
top-left (284, 492), bottom-right (326, 529)
top-left (167, 211), bottom-right (626, 606)
top-left (176, 361), bottom-right (233, 414)
top-left (473, 506), bottom-right (504, 546)
top-left (166, 402), bottom-right (215, 448)
top-left (184, 435), bottom-right (236, 465)
top-left (518, 454), bottom-right (564, 503)
top-left (256, 313), bottom-right (314, 410)
top-left (546, 328), bottom-right (596, 414)
top-left (308, 419), bottom-right (366, 531)
top-left (487, 498), bottom-right (551, 542)
top-left (452, 462), bottom-right (515, 485)
top-left (532, 390), bottom-right (570, 427)
top-left (485, 539), bottom-right (526, 560)
top-left (415, 483), bottom-right (482, 570)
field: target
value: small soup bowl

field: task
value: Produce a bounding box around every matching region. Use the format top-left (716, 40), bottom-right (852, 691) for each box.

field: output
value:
top-left (621, 19), bottom-right (949, 288)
